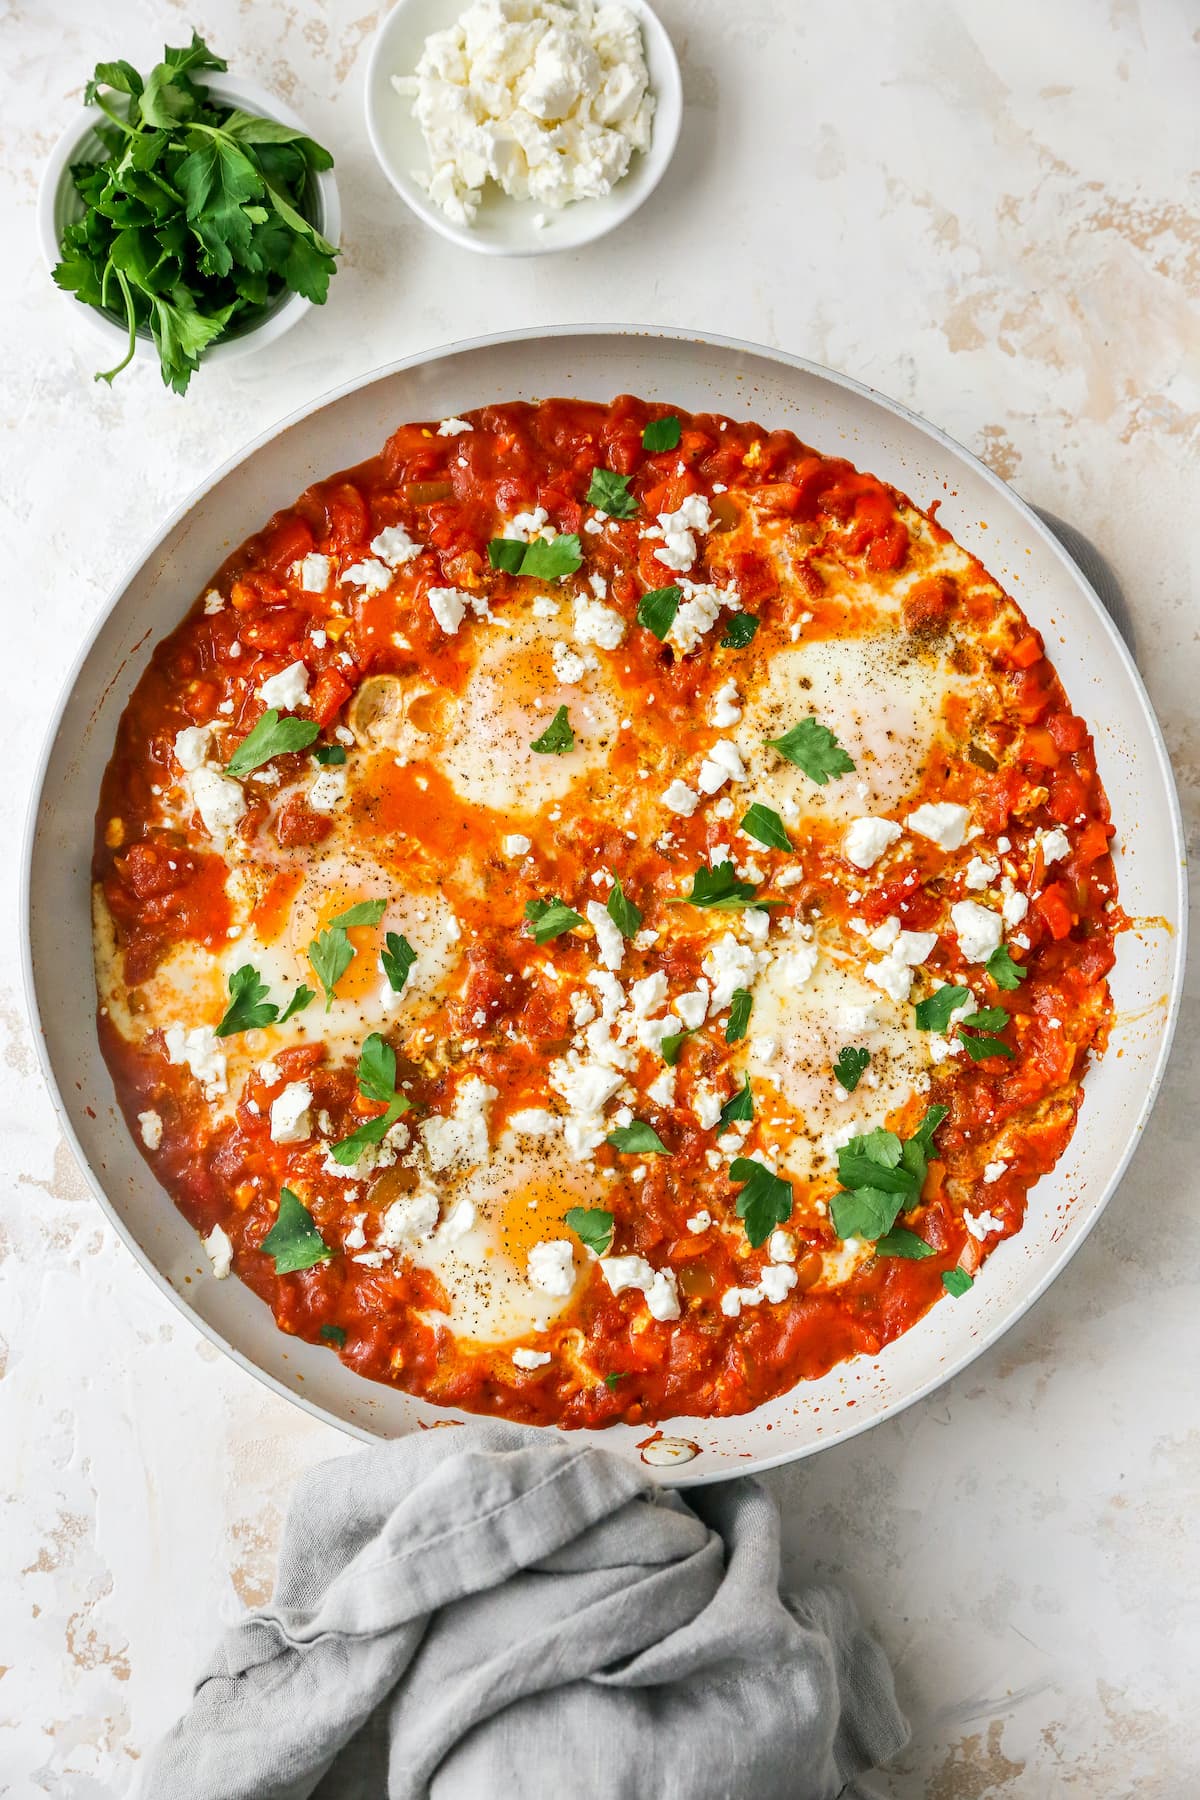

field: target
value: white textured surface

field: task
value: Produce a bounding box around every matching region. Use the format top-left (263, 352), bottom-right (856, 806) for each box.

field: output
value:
top-left (2, 2), bottom-right (1196, 1793)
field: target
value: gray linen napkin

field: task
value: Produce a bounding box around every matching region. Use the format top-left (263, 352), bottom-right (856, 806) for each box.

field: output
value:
top-left (144, 1421), bottom-right (906, 1798)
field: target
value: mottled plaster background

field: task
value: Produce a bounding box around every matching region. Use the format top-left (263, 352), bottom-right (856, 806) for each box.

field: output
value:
top-left (1, 1), bottom-right (1196, 1794)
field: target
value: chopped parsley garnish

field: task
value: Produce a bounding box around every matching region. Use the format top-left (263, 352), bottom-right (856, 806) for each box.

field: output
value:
top-left (603, 1371), bottom-right (626, 1390)
top-left (764, 717), bottom-right (855, 785)
top-left (566, 1206), bottom-right (615, 1255)
top-left (586, 467), bottom-right (638, 517)
top-left (740, 802), bottom-right (791, 852)
top-left (943, 1268), bottom-right (974, 1297)
top-left (875, 1227), bottom-right (934, 1260)
top-left (730, 1157), bottom-right (793, 1248)
top-left (226, 707), bottom-right (319, 777)
top-left (314, 743), bottom-right (347, 766)
top-left (524, 897), bottom-right (584, 944)
top-left (833, 1046), bottom-right (870, 1093)
top-left (725, 989), bottom-right (753, 1042)
top-left (328, 1033), bottom-right (410, 1166)
top-left (606, 877), bottom-right (642, 939)
top-left (308, 901), bottom-right (387, 1010)
top-left (914, 986), bottom-right (973, 1032)
top-left (606, 1120), bottom-right (669, 1155)
top-left (716, 1077), bottom-right (753, 1136)
top-left (660, 1027), bottom-right (695, 1066)
top-left (530, 705), bottom-right (575, 754)
top-left (986, 944), bottom-right (1026, 990)
top-left (319, 1323), bottom-right (347, 1347)
top-left (829, 1105), bottom-right (948, 1243)
top-left (721, 613), bottom-right (760, 649)
top-left (278, 983), bottom-right (316, 1024)
top-left (381, 931), bottom-right (416, 994)
top-left (637, 584), bottom-right (682, 640)
top-left (642, 415), bottom-right (681, 452)
top-left (669, 861), bottom-right (775, 911)
top-left (957, 1008), bottom-right (1015, 1061)
top-left (489, 534), bottom-right (583, 579)
top-left (51, 34), bottom-right (338, 396)
top-left (261, 1188), bottom-right (334, 1274)
top-left (216, 963), bottom-right (278, 1037)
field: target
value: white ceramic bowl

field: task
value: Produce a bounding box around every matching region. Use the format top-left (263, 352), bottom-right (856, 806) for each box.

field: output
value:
top-left (22, 328), bottom-right (1187, 1485)
top-left (364, 0), bottom-right (682, 256)
top-left (37, 76), bottom-right (341, 369)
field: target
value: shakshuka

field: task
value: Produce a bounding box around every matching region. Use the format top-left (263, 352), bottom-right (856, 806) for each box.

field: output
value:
top-left (93, 397), bottom-right (1117, 1427)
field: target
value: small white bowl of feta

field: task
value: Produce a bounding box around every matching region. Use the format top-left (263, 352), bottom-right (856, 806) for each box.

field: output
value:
top-left (365, 0), bottom-right (682, 255)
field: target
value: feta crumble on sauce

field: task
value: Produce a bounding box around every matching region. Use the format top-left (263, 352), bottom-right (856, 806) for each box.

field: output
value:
top-left (391, 0), bottom-right (655, 226)
top-left (93, 396), bottom-right (1119, 1430)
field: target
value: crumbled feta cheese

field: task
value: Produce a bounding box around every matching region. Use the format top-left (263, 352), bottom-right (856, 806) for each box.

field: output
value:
top-left (748, 1035), bottom-right (776, 1062)
top-left (1002, 889), bottom-right (1029, 926)
top-left (775, 940), bottom-right (820, 991)
top-left (204, 1224), bottom-right (233, 1279)
top-left (661, 778), bottom-right (699, 816)
top-left (585, 899), bottom-right (625, 972)
top-left (759, 1264), bottom-right (798, 1304)
top-left (420, 1077), bottom-right (497, 1173)
top-left (702, 933), bottom-right (763, 1011)
top-left (768, 1229), bottom-right (797, 1263)
top-left (951, 899), bottom-right (1004, 963)
top-left (983, 1159), bottom-right (1008, 1183)
top-left (188, 766), bottom-right (248, 838)
top-left (429, 586), bottom-right (469, 634)
top-left (844, 816), bottom-right (903, 871)
top-left (503, 833), bottom-right (532, 857)
top-left (686, 1211), bottom-right (712, 1234)
top-left (647, 1066), bottom-right (676, 1109)
top-left (964, 855), bottom-right (1000, 890)
top-left (697, 738), bottom-right (747, 794)
top-left (1037, 827), bottom-right (1071, 865)
top-left (503, 507), bottom-right (549, 542)
top-left (528, 1239), bottom-right (575, 1297)
top-left (710, 679), bottom-right (742, 728)
top-left (174, 725), bottom-right (212, 772)
top-left (866, 929), bottom-right (936, 1003)
top-left (371, 524), bottom-right (422, 567)
top-left (675, 983), bottom-right (710, 1031)
top-left (269, 1081), bottom-right (313, 1145)
top-left (258, 661), bottom-right (310, 712)
top-left (512, 1347), bottom-right (552, 1370)
top-left (629, 971), bottom-right (669, 1017)
top-left (532, 593), bottom-right (559, 618)
top-left (164, 1024), bottom-right (227, 1096)
top-left (308, 767), bottom-right (346, 813)
top-left (573, 591), bottom-right (626, 650)
top-left (138, 1109), bottom-right (163, 1151)
top-left (669, 577), bottom-right (739, 652)
top-left (552, 639), bottom-right (594, 684)
top-left (342, 558), bottom-right (392, 594)
top-left (293, 553), bottom-right (332, 593)
top-left (906, 802), bottom-right (971, 850)
top-left (645, 494), bottom-right (713, 572)
top-left (379, 1184), bottom-right (440, 1245)
top-left (964, 1207), bottom-right (1004, 1240)
top-left (506, 1109), bottom-right (558, 1140)
top-left (202, 590), bottom-right (224, 614)
top-left (692, 1083), bottom-right (723, 1130)
top-left (601, 1255), bottom-right (680, 1321)
top-left (437, 417), bottom-right (473, 435)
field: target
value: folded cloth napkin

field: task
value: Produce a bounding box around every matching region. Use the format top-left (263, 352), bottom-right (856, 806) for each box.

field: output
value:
top-left (145, 1421), bottom-right (906, 1799)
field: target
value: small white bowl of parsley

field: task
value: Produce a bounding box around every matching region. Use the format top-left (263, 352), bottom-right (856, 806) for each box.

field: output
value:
top-left (38, 32), bottom-right (341, 396)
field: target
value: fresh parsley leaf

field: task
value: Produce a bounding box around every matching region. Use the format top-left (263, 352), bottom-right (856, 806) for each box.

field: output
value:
top-left (914, 986), bottom-right (974, 1032)
top-left (830, 1186), bottom-right (906, 1241)
top-left (565, 1206), bottom-right (615, 1254)
top-left (875, 1227), bottom-right (935, 1259)
top-left (958, 1027), bottom-right (1015, 1062)
top-left (314, 743), bottom-right (347, 766)
top-left (524, 897), bottom-right (584, 944)
top-left (587, 468), bottom-right (638, 517)
top-left (740, 802), bottom-right (792, 852)
top-left (670, 861), bottom-right (772, 911)
top-left (942, 1268), bottom-right (974, 1297)
top-left (261, 1187), bottom-right (334, 1274)
top-left (831, 1108), bottom-right (948, 1241)
top-left (215, 963), bottom-right (278, 1037)
top-left (226, 708), bottom-right (319, 777)
top-left (899, 1104), bottom-right (948, 1190)
top-left (725, 989), bottom-right (753, 1042)
top-left (331, 899), bottom-right (387, 930)
top-left (606, 877), bottom-right (641, 939)
top-left (521, 534), bottom-right (584, 579)
top-left (530, 705), bottom-right (575, 755)
top-left (986, 944), bottom-right (1026, 990)
top-left (603, 1371), bottom-right (626, 1390)
top-left (968, 1006), bottom-right (1010, 1031)
top-left (642, 415), bottom-right (681, 452)
top-left (381, 932), bottom-right (416, 994)
top-left (357, 1032), bottom-right (397, 1105)
top-left (730, 1157), bottom-right (793, 1249)
top-left (277, 983), bottom-right (315, 1024)
top-left (488, 537), bottom-right (526, 573)
top-left (319, 1323), bottom-right (347, 1347)
top-left (637, 584), bottom-right (682, 640)
top-left (721, 613), bottom-right (760, 649)
top-left (328, 1098), bottom-right (408, 1166)
top-left (716, 1077), bottom-right (754, 1135)
top-left (833, 1046), bottom-right (870, 1093)
top-left (606, 1120), bottom-right (669, 1154)
top-left (764, 717), bottom-right (855, 785)
top-left (308, 927), bottom-right (354, 1010)
top-left (660, 1028), bottom-right (695, 1066)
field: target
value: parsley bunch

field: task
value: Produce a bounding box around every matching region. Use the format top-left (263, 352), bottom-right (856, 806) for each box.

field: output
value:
top-left (52, 33), bottom-right (338, 395)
